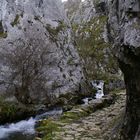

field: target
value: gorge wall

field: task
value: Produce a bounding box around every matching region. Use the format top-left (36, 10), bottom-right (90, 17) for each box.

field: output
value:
top-left (0, 0), bottom-right (90, 105)
top-left (64, 0), bottom-right (123, 91)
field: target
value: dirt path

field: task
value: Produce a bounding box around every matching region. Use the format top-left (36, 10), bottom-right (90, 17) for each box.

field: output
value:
top-left (53, 92), bottom-right (125, 140)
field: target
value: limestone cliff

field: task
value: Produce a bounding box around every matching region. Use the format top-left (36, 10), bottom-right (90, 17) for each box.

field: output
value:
top-left (0, 0), bottom-right (89, 105)
top-left (64, 0), bottom-right (121, 83)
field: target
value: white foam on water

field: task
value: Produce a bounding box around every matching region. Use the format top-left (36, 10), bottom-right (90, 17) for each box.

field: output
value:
top-left (92, 80), bottom-right (104, 99)
top-left (0, 108), bottom-right (63, 139)
top-left (35, 108), bottom-right (63, 120)
top-left (95, 90), bottom-right (104, 99)
top-left (82, 98), bottom-right (89, 105)
top-left (0, 117), bottom-right (35, 139)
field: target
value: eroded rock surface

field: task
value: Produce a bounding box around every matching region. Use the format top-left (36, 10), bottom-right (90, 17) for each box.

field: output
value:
top-left (64, 0), bottom-right (121, 82)
top-left (0, 0), bottom-right (89, 105)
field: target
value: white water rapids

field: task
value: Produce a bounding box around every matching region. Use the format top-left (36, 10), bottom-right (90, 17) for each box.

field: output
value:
top-left (0, 118), bottom-right (35, 140)
top-left (92, 80), bottom-right (104, 99)
top-left (0, 108), bottom-right (62, 140)
top-left (82, 80), bottom-right (104, 105)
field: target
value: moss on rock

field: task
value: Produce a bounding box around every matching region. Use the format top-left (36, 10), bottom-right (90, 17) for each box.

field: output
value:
top-left (0, 21), bottom-right (7, 38)
top-left (46, 21), bottom-right (66, 37)
top-left (72, 14), bottom-right (120, 82)
top-left (35, 94), bottom-right (117, 140)
top-left (11, 14), bottom-right (20, 27)
top-left (36, 118), bottom-right (61, 140)
top-left (0, 32), bottom-right (7, 38)
top-left (0, 97), bottom-right (35, 124)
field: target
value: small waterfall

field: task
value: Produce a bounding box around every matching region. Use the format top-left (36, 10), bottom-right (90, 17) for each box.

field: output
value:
top-left (82, 98), bottom-right (89, 105)
top-left (82, 80), bottom-right (104, 105)
top-left (92, 80), bottom-right (104, 99)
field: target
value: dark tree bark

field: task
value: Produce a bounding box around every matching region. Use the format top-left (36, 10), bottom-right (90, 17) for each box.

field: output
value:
top-left (108, 0), bottom-right (140, 139)
top-left (119, 59), bottom-right (140, 140)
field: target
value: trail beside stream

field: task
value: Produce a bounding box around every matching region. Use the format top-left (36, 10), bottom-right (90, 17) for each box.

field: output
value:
top-left (36, 91), bottom-right (125, 140)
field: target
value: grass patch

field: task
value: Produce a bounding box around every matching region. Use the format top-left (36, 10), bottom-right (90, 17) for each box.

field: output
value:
top-left (0, 32), bottom-right (7, 38)
top-left (0, 21), bottom-right (7, 38)
top-left (60, 112), bottom-right (80, 123)
top-left (11, 14), bottom-right (20, 27)
top-left (60, 108), bottom-right (90, 123)
top-left (46, 21), bottom-right (66, 37)
top-left (36, 94), bottom-right (117, 139)
top-left (37, 118), bottom-right (61, 140)
top-left (36, 107), bottom-right (92, 139)
top-left (110, 89), bottom-right (126, 95)
top-left (0, 97), bottom-right (17, 118)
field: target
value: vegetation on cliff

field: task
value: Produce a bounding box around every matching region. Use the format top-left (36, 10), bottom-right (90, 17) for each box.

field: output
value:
top-left (64, 0), bottom-right (121, 84)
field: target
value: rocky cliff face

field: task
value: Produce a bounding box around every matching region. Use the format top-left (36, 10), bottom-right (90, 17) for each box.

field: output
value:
top-left (64, 0), bottom-right (121, 83)
top-left (66, 0), bottom-right (96, 23)
top-left (64, 0), bottom-right (81, 20)
top-left (108, 0), bottom-right (140, 139)
top-left (0, 0), bottom-right (89, 105)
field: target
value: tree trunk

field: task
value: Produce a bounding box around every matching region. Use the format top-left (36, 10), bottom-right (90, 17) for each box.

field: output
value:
top-left (119, 59), bottom-right (140, 140)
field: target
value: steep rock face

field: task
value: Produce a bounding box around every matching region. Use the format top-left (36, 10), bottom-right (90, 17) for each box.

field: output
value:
top-left (64, 0), bottom-right (121, 83)
top-left (0, 0), bottom-right (89, 105)
top-left (68, 0), bottom-right (96, 23)
top-left (64, 0), bottom-right (81, 20)
top-left (108, 0), bottom-right (140, 139)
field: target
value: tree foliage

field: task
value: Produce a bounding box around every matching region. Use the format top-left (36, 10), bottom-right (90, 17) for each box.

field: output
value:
top-left (72, 15), bottom-right (119, 81)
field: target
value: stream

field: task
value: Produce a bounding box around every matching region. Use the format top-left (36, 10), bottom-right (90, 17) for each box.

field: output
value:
top-left (92, 80), bottom-right (104, 99)
top-left (0, 81), bottom-right (104, 140)
top-left (82, 80), bottom-right (104, 105)
top-left (0, 108), bottom-right (63, 140)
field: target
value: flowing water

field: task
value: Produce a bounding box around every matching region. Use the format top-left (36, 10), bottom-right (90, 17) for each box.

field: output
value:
top-left (92, 80), bottom-right (104, 99)
top-left (82, 80), bottom-right (104, 104)
top-left (0, 81), bottom-right (104, 139)
top-left (0, 108), bottom-right (63, 140)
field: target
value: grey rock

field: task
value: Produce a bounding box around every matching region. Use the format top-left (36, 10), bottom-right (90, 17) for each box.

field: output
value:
top-left (0, 0), bottom-right (89, 105)
top-left (64, 0), bottom-right (122, 82)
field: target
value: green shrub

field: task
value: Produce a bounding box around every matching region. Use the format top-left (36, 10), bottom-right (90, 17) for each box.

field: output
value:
top-left (37, 118), bottom-right (61, 140)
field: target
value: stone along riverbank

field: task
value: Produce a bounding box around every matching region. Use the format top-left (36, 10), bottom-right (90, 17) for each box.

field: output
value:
top-left (35, 91), bottom-right (125, 140)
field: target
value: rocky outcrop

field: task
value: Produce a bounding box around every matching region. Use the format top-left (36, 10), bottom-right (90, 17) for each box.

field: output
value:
top-left (108, 0), bottom-right (140, 139)
top-left (0, 0), bottom-right (90, 105)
